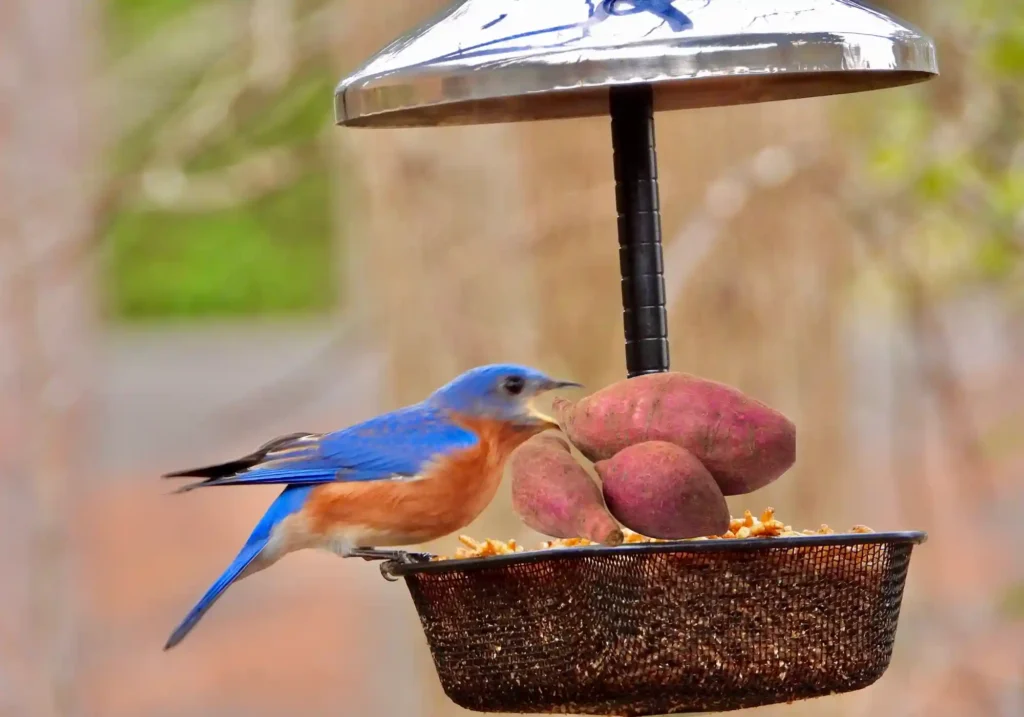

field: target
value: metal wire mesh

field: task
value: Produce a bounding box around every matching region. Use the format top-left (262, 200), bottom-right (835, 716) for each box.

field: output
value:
top-left (387, 532), bottom-right (925, 716)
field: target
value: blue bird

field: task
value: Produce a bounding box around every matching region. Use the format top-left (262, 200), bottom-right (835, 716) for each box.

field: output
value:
top-left (161, 363), bottom-right (580, 650)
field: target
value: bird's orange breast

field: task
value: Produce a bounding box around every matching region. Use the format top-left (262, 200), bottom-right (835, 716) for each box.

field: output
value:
top-left (304, 416), bottom-right (547, 545)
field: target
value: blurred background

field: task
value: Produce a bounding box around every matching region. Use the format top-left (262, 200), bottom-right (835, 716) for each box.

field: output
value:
top-left (2, 0), bottom-right (1022, 715)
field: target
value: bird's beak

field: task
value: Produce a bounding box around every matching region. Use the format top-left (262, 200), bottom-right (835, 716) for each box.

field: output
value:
top-left (527, 379), bottom-right (582, 427)
top-left (542, 378), bottom-right (583, 392)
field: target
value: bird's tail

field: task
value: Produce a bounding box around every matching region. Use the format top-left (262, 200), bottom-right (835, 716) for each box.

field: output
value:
top-left (163, 540), bottom-right (265, 650)
top-left (163, 485), bottom-right (311, 650)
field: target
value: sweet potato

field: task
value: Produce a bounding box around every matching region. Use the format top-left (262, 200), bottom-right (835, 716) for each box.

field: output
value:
top-left (552, 372), bottom-right (795, 496)
top-left (509, 432), bottom-right (624, 546)
top-left (594, 441), bottom-right (730, 539)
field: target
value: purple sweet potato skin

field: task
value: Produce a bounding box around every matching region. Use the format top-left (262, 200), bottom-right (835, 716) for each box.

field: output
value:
top-left (595, 441), bottom-right (730, 539)
top-left (509, 432), bottom-right (624, 546)
top-left (552, 372), bottom-right (796, 496)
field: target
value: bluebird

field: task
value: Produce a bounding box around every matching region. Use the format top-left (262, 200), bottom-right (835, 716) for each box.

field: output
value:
top-left (161, 363), bottom-right (580, 650)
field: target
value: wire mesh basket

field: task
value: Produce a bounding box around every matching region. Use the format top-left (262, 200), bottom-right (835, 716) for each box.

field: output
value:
top-left (384, 531), bottom-right (926, 716)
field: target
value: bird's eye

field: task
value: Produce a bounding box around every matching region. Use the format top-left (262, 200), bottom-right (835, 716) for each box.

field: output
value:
top-left (502, 375), bottom-right (526, 396)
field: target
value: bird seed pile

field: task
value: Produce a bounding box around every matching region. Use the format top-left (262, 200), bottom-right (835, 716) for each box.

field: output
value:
top-left (434, 508), bottom-right (875, 560)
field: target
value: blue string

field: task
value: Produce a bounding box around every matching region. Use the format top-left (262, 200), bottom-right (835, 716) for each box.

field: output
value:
top-left (481, 13), bottom-right (508, 30)
top-left (429, 23), bottom-right (583, 63)
top-left (437, 0), bottom-right (693, 64)
top-left (602, 0), bottom-right (693, 32)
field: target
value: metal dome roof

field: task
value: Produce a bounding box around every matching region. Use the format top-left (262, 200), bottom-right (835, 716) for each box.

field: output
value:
top-left (335, 0), bottom-right (938, 128)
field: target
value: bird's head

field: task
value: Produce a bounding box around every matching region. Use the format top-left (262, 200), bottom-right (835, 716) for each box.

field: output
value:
top-left (427, 363), bottom-right (581, 428)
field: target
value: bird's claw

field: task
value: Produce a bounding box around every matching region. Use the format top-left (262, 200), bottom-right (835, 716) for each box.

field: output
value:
top-left (348, 547), bottom-right (431, 564)
top-left (345, 547), bottom-right (431, 582)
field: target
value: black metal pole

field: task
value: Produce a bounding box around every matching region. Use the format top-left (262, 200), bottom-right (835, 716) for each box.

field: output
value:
top-left (610, 84), bottom-right (669, 378)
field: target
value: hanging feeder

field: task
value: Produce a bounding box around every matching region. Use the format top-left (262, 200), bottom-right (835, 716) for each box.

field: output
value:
top-left (334, 1), bottom-right (937, 714)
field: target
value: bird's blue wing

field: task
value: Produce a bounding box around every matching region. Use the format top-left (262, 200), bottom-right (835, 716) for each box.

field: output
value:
top-left (166, 404), bottom-right (478, 490)
top-left (319, 404), bottom-right (479, 476)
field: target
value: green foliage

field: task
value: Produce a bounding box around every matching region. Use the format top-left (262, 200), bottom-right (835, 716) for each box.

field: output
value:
top-left (102, 0), bottom-right (342, 322)
top-left (846, 1), bottom-right (1024, 299)
top-left (1000, 582), bottom-right (1024, 620)
top-left (107, 172), bottom-right (337, 319)
top-left (105, 0), bottom-right (204, 57)
top-left (188, 73), bottom-right (334, 173)
top-left (986, 23), bottom-right (1024, 76)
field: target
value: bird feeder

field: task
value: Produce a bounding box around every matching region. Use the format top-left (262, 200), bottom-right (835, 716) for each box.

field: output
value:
top-left (334, 1), bottom-right (936, 714)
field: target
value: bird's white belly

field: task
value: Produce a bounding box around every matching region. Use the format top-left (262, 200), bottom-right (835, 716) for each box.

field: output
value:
top-left (318, 525), bottom-right (415, 557)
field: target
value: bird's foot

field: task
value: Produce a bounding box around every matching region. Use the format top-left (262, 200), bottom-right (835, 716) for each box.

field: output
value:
top-left (347, 547), bottom-right (431, 565)
top-left (348, 547), bottom-right (431, 582)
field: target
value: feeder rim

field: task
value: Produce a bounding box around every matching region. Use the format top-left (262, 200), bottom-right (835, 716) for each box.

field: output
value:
top-left (384, 530), bottom-right (928, 578)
